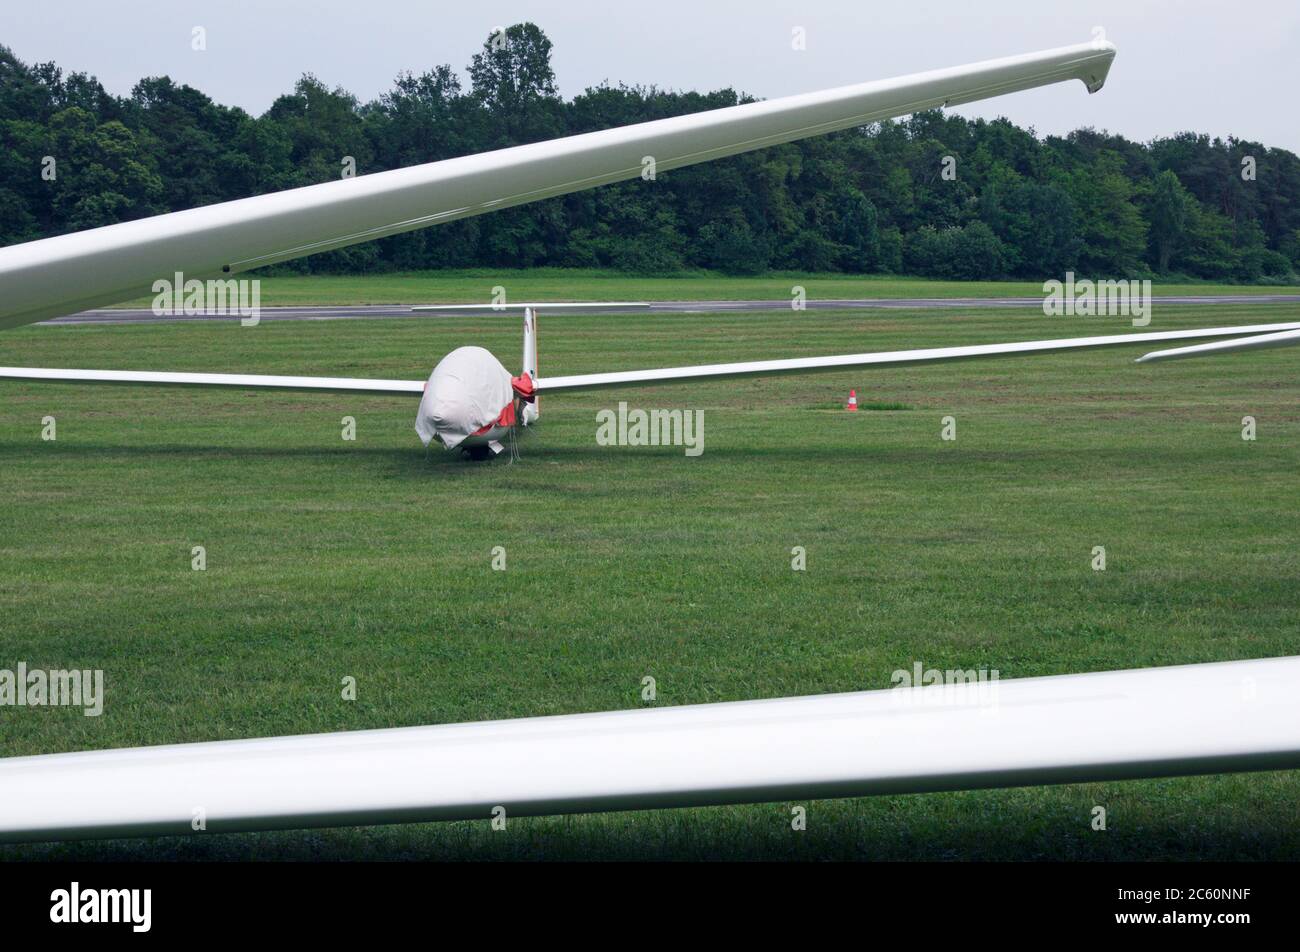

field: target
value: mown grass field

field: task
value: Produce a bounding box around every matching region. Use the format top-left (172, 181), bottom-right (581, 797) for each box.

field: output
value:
top-left (111, 268), bottom-right (1300, 308)
top-left (1, 283), bottom-right (1298, 860)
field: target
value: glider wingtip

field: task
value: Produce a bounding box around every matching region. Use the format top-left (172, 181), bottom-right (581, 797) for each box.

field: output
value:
top-left (1082, 39), bottom-right (1117, 94)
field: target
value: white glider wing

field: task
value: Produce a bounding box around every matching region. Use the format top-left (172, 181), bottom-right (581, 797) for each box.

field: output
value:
top-left (4, 322), bottom-right (1299, 395)
top-left (0, 40), bottom-right (1115, 329)
top-left (1136, 326), bottom-right (1300, 363)
top-left (0, 655), bottom-right (1295, 842)
top-left (5, 321), bottom-right (1294, 395)
top-left (534, 322), bottom-right (1300, 392)
top-left (0, 367), bottom-right (424, 395)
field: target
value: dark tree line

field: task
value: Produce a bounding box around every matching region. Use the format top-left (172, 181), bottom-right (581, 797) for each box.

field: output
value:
top-left (3, 23), bottom-right (1299, 282)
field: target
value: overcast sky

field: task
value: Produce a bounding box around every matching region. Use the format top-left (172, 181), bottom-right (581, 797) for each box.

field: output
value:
top-left (2, 0), bottom-right (1297, 151)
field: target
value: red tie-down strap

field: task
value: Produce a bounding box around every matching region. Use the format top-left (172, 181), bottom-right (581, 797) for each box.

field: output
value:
top-left (471, 402), bottom-right (512, 436)
top-left (471, 381), bottom-right (533, 436)
top-left (469, 402), bottom-right (512, 436)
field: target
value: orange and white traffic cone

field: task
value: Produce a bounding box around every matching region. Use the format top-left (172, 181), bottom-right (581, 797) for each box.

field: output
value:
top-left (845, 389), bottom-right (859, 411)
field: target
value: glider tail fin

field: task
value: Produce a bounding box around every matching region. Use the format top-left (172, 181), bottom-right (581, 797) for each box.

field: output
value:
top-left (521, 306), bottom-right (539, 424)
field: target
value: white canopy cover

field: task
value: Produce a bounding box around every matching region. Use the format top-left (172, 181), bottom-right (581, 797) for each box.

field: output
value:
top-left (414, 346), bottom-right (515, 449)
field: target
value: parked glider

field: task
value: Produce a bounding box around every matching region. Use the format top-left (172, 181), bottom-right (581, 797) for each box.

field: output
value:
top-left (0, 37), bottom-right (1173, 458)
top-left (7, 311), bottom-right (1297, 458)
top-left (1, 38), bottom-right (1292, 457)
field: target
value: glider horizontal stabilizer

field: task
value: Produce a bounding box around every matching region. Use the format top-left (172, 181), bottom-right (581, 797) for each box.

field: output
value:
top-left (411, 302), bottom-right (650, 313)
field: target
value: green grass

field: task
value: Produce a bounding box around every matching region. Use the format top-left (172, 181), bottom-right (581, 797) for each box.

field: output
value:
top-left (1, 291), bottom-right (1298, 860)
top-left (109, 267), bottom-right (1300, 308)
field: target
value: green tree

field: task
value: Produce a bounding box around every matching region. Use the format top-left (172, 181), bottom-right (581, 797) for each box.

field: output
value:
top-left (45, 108), bottom-right (162, 232)
top-left (1180, 203), bottom-right (1240, 278)
top-left (1066, 152), bottom-right (1148, 275)
top-left (129, 76), bottom-right (255, 210)
top-left (1146, 170), bottom-right (1191, 273)
top-left (468, 22), bottom-right (562, 145)
top-left (980, 172), bottom-right (1079, 277)
top-left (697, 213), bottom-right (771, 274)
top-left (829, 186), bottom-right (880, 271)
top-left (905, 223), bottom-right (1006, 279)
top-left (264, 75), bottom-right (372, 187)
